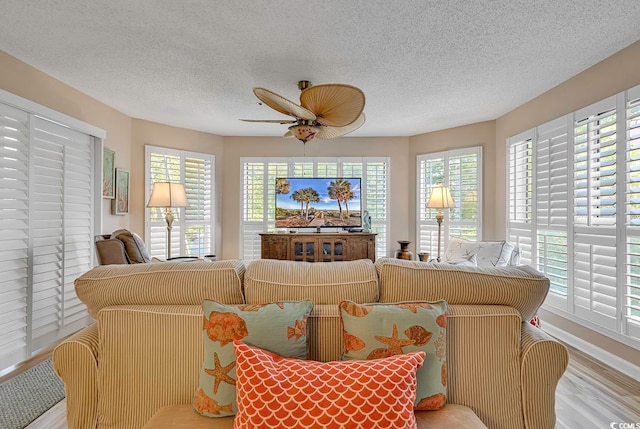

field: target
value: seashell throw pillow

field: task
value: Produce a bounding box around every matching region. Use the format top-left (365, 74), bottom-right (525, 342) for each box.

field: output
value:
top-left (339, 300), bottom-right (448, 410)
top-left (194, 300), bottom-right (313, 418)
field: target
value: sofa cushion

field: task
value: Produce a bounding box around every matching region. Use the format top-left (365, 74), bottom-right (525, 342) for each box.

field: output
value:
top-left (194, 300), bottom-right (313, 418)
top-left (339, 300), bottom-right (448, 410)
top-left (375, 258), bottom-right (549, 321)
top-left (233, 340), bottom-right (424, 429)
top-left (244, 259), bottom-right (379, 305)
top-left (112, 229), bottom-right (151, 263)
top-left (444, 237), bottom-right (514, 267)
top-left (75, 260), bottom-right (245, 318)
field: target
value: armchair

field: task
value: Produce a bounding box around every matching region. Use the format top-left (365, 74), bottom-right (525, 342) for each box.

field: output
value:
top-left (95, 229), bottom-right (198, 265)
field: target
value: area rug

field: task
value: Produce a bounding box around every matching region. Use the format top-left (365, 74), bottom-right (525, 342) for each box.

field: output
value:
top-left (0, 359), bottom-right (65, 429)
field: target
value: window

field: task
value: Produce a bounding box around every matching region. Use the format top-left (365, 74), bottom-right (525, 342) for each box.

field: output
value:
top-left (240, 157), bottom-right (390, 261)
top-left (145, 146), bottom-right (215, 259)
top-left (507, 84), bottom-right (640, 345)
top-left (0, 91), bottom-right (101, 373)
top-left (416, 147), bottom-right (482, 255)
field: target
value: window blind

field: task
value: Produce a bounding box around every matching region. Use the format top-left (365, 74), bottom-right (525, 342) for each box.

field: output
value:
top-left (626, 85), bottom-right (640, 336)
top-left (507, 84), bottom-right (640, 345)
top-left (0, 98), bottom-right (96, 373)
top-left (145, 146), bottom-right (215, 259)
top-left (0, 103), bottom-right (30, 371)
top-left (572, 96), bottom-right (618, 329)
top-left (416, 147), bottom-right (482, 256)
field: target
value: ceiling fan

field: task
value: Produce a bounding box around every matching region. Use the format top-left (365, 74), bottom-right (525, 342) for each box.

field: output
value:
top-left (241, 80), bottom-right (366, 144)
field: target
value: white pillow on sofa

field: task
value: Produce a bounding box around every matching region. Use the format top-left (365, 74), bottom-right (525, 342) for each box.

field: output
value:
top-left (444, 237), bottom-right (515, 267)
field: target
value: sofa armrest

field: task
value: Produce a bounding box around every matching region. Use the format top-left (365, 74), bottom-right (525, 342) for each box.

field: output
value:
top-left (520, 323), bottom-right (568, 429)
top-left (52, 323), bottom-right (99, 429)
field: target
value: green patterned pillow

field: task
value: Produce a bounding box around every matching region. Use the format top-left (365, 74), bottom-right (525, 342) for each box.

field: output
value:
top-left (339, 300), bottom-right (448, 410)
top-left (194, 300), bottom-right (313, 418)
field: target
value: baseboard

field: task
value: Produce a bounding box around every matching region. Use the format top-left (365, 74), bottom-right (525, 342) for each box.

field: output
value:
top-left (543, 322), bottom-right (640, 382)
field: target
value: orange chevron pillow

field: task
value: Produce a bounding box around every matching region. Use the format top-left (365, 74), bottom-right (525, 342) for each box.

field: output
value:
top-left (233, 340), bottom-right (425, 429)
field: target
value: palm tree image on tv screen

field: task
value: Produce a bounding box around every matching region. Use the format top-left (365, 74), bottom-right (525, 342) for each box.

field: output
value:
top-left (275, 178), bottom-right (362, 228)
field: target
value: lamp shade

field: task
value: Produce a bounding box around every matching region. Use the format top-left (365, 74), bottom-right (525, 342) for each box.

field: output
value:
top-left (426, 185), bottom-right (455, 209)
top-left (147, 182), bottom-right (189, 208)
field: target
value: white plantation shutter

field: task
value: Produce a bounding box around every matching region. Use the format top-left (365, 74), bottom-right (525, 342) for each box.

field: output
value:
top-left (184, 157), bottom-right (213, 257)
top-left (417, 155), bottom-right (443, 256)
top-left (572, 96), bottom-right (618, 329)
top-left (0, 103), bottom-right (30, 371)
top-left (449, 149), bottom-right (481, 240)
top-left (31, 117), bottom-right (93, 349)
top-left (240, 157), bottom-right (390, 262)
top-left (535, 118), bottom-right (570, 302)
top-left (365, 161), bottom-right (389, 259)
top-left (507, 131), bottom-right (534, 265)
top-left (626, 85), bottom-right (640, 339)
top-left (0, 93), bottom-right (98, 373)
top-left (145, 146), bottom-right (215, 259)
top-left (417, 147), bottom-right (482, 257)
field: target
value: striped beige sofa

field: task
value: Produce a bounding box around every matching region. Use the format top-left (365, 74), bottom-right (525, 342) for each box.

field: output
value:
top-left (53, 257), bottom-right (568, 429)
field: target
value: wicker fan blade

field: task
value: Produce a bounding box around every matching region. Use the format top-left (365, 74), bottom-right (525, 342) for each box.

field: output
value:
top-left (240, 119), bottom-right (297, 124)
top-left (283, 130), bottom-right (294, 138)
top-left (299, 84), bottom-right (365, 127)
top-left (253, 88), bottom-right (316, 120)
top-left (316, 113), bottom-right (366, 139)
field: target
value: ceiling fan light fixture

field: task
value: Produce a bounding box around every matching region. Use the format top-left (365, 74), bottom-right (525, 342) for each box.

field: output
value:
top-left (288, 124), bottom-right (320, 143)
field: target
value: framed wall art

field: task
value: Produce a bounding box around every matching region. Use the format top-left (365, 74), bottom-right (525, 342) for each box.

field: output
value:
top-left (112, 168), bottom-right (130, 215)
top-left (102, 148), bottom-right (115, 199)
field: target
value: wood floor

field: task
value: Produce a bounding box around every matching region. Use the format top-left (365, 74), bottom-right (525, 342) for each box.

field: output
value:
top-left (15, 343), bottom-right (640, 429)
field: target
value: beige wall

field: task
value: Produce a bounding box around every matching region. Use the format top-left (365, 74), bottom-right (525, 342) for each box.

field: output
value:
top-left (494, 40), bottom-right (640, 368)
top-left (409, 121), bottom-right (497, 247)
top-left (222, 136), bottom-right (410, 259)
top-left (130, 119), bottom-right (224, 253)
top-left (0, 51), bottom-right (133, 233)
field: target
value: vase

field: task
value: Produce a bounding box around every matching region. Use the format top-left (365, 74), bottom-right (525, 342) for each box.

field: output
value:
top-left (395, 240), bottom-right (413, 260)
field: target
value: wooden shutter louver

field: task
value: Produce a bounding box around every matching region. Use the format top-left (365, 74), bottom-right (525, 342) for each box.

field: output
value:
top-left (184, 156), bottom-right (213, 257)
top-left (507, 132), bottom-right (534, 265)
top-left (148, 152), bottom-right (181, 259)
top-left (365, 161), bottom-right (389, 259)
top-left (31, 117), bottom-right (92, 349)
top-left (625, 87), bottom-right (640, 330)
top-left (417, 156), bottom-right (444, 256)
top-left (449, 151), bottom-right (480, 241)
top-left (572, 97), bottom-right (618, 329)
top-left (0, 103), bottom-right (30, 370)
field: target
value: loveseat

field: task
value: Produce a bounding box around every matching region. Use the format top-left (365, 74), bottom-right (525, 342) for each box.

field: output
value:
top-left (53, 258), bottom-right (568, 429)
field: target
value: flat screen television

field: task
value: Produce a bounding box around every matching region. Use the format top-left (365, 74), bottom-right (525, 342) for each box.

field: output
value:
top-left (275, 177), bottom-right (362, 229)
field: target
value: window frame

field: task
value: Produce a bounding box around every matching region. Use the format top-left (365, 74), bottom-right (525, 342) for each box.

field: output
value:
top-left (144, 145), bottom-right (215, 259)
top-left (506, 84), bottom-right (640, 349)
top-left (416, 146), bottom-right (483, 256)
top-left (0, 88), bottom-right (103, 373)
top-left (239, 157), bottom-right (390, 262)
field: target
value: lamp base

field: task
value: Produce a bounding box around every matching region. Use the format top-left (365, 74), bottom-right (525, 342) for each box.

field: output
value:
top-left (165, 208), bottom-right (175, 260)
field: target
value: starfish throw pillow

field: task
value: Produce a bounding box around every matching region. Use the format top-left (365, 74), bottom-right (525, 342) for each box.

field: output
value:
top-left (193, 300), bottom-right (313, 418)
top-left (339, 300), bottom-right (448, 410)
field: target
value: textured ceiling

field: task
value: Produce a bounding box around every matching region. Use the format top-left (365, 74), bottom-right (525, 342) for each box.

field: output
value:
top-left (1, 1), bottom-right (639, 137)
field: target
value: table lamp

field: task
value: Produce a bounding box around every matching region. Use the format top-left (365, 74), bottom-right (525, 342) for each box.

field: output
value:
top-left (146, 182), bottom-right (189, 259)
top-left (426, 184), bottom-right (455, 262)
